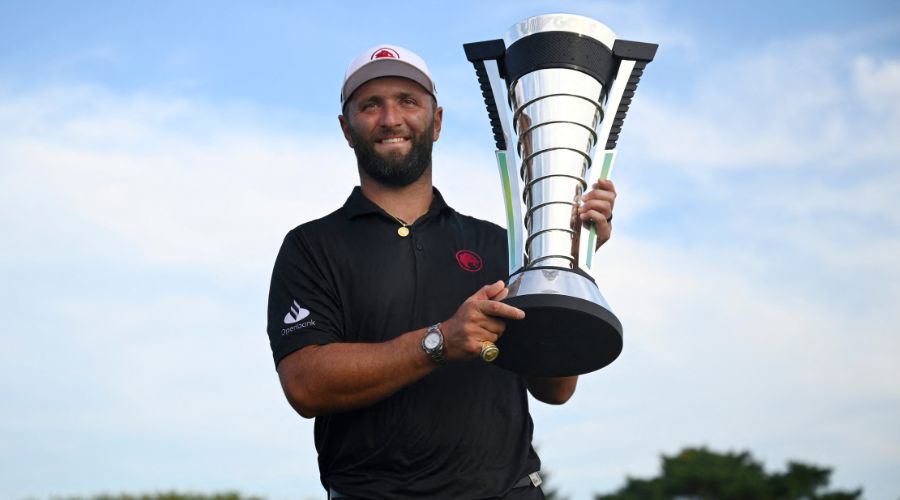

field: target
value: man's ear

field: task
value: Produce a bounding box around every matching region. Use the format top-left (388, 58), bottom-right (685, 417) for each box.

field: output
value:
top-left (338, 114), bottom-right (354, 148)
top-left (432, 106), bottom-right (443, 142)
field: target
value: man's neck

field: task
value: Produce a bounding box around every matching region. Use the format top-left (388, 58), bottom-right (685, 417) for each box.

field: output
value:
top-left (359, 171), bottom-right (434, 224)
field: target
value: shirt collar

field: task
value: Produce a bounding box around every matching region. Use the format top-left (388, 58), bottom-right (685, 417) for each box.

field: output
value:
top-left (343, 186), bottom-right (452, 221)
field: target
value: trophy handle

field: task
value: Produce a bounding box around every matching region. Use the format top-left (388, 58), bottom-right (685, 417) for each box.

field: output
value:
top-left (464, 40), bottom-right (526, 275)
top-left (581, 149), bottom-right (617, 272)
top-left (578, 40), bottom-right (658, 277)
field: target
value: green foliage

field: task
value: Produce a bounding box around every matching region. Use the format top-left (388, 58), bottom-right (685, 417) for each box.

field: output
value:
top-left (595, 447), bottom-right (862, 500)
top-left (51, 492), bottom-right (263, 500)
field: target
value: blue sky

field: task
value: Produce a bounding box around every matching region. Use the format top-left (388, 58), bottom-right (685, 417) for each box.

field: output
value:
top-left (1, 1), bottom-right (899, 499)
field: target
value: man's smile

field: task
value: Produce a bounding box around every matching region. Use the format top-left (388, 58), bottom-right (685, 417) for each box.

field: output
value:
top-left (374, 135), bottom-right (412, 154)
top-left (379, 137), bottom-right (409, 144)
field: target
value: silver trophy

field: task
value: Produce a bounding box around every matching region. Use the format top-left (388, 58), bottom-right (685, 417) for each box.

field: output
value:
top-left (464, 13), bottom-right (657, 376)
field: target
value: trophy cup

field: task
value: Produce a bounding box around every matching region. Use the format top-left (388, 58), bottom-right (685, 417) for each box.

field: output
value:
top-left (464, 13), bottom-right (657, 376)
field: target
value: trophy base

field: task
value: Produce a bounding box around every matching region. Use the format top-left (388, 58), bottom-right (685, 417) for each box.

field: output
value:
top-left (499, 267), bottom-right (623, 376)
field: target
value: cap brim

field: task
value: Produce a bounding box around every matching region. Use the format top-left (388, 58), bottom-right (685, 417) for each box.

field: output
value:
top-left (341, 59), bottom-right (435, 106)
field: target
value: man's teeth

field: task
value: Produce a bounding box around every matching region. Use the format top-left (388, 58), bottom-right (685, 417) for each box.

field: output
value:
top-left (382, 138), bottom-right (406, 144)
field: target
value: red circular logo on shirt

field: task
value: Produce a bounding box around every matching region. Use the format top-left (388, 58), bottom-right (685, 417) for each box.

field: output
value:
top-left (455, 250), bottom-right (483, 272)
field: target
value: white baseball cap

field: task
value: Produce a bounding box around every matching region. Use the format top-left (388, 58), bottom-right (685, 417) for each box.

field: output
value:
top-left (341, 44), bottom-right (437, 107)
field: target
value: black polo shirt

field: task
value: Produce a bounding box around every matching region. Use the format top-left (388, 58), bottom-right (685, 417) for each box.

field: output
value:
top-left (266, 187), bottom-right (540, 499)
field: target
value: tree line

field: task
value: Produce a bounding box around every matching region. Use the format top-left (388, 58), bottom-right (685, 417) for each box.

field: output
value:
top-left (45, 446), bottom-right (866, 500)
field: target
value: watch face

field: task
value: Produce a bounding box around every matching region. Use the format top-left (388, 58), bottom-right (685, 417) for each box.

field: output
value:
top-left (424, 332), bottom-right (441, 350)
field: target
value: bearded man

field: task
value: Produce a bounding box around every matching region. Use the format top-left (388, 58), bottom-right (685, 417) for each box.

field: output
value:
top-left (266, 44), bottom-right (617, 500)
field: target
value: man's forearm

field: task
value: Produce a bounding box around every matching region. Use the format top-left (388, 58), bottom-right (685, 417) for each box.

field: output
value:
top-left (277, 281), bottom-right (527, 418)
top-left (278, 328), bottom-right (435, 418)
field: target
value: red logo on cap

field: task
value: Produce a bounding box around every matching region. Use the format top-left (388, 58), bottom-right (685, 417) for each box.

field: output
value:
top-left (371, 48), bottom-right (400, 60)
top-left (455, 250), bottom-right (483, 272)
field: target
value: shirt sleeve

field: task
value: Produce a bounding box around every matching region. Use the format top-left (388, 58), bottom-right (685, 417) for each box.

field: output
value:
top-left (266, 228), bottom-right (343, 367)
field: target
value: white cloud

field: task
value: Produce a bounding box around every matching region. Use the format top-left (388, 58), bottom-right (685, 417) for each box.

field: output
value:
top-left (631, 35), bottom-right (900, 172)
top-left (0, 84), bottom-right (364, 281)
top-left (853, 55), bottom-right (900, 108)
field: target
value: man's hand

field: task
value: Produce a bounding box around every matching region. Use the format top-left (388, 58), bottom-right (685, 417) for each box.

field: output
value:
top-left (579, 179), bottom-right (617, 249)
top-left (440, 280), bottom-right (525, 362)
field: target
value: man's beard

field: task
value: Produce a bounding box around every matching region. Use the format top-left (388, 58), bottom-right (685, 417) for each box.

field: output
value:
top-left (349, 123), bottom-right (434, 188)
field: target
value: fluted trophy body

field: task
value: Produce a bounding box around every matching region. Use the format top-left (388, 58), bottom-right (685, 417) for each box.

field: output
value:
top-left (464, 14), bottom-right (657, 376)
top-left (516, 68), bottom-right (603, 268)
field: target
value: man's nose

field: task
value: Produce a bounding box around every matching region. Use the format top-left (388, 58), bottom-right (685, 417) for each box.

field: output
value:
top-left (378, 102), bottom-right (402, 128)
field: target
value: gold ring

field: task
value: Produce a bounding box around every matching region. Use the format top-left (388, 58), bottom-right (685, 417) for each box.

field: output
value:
top-left (480, 341), bottom-right (499, 362)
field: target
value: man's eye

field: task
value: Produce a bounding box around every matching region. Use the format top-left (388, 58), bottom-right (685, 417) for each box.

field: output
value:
top-left (401, 98), bottom-right (417, 106)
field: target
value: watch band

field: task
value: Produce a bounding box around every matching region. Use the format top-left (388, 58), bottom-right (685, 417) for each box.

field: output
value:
top-left (422, 323), bottom-right (446, 365)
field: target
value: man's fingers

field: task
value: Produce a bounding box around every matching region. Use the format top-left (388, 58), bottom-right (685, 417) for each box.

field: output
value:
top-left (579, 199), bottom-right (612, 219)
top-left (580, 208), bottom-right (613, 249)
top-left (480, 316), bottom-right (507, 336)
top-left (581, 180), bottom-right (617, 210)
top-left (485, 281), bottom-right (509, 300)
top-left (580, 208), bottom-right (612, 226)
top-left (478, 299), bottom-right (525, 320)
top-left (592, 178), bottom-right (617, 194)
top-left (472, 280), bottom-right (506, 300)
top-left (581, 191), bottom-right (615, 208)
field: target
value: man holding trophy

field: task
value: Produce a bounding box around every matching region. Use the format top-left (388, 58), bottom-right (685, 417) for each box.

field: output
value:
top-left (266, 13), bottom-right (654, 500)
